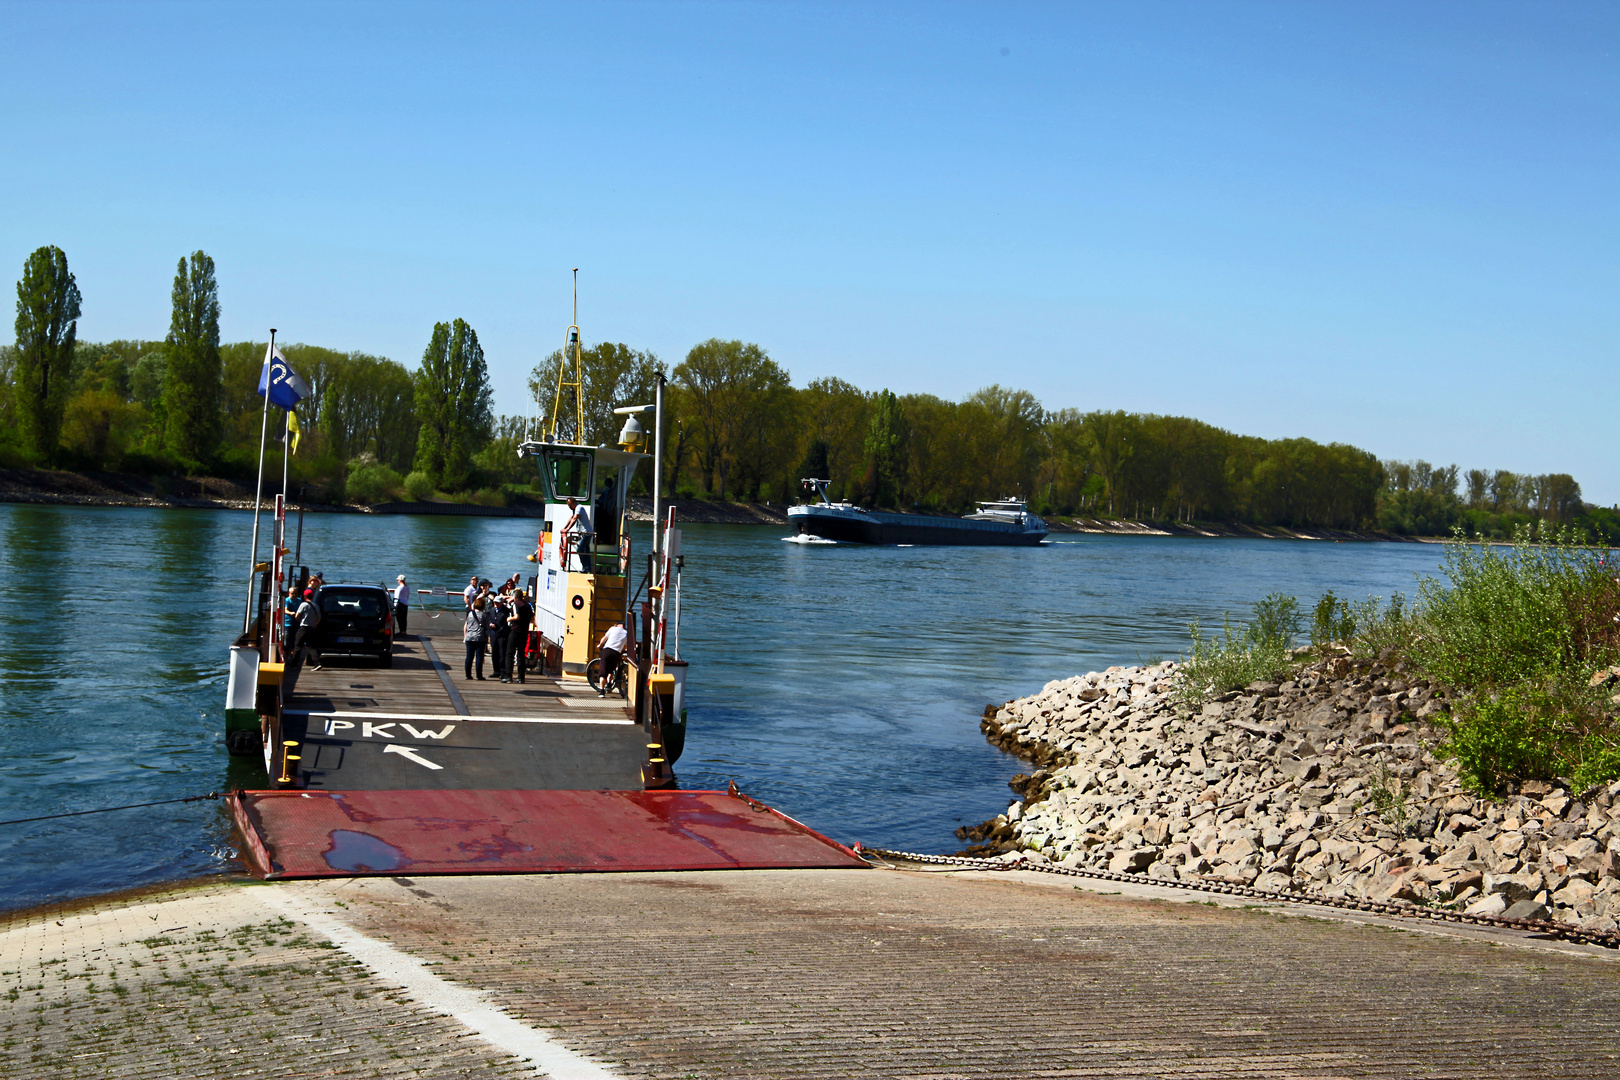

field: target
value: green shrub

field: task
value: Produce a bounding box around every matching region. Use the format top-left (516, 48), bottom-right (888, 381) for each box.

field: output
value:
top-left (1249, 592), bottom-right (1301, 649)
top-left (1177, 593), bottom-right (1300, 706)
top-left (1345, 592), bottom-right (1415, 660)
top-left (403, 471), bottom-right (434, 501)
top-left (345, 455), bottom-right (403, 505)
top-left (1439, 684), bottom-right (1561, 794)
top-left (1417, 525), bottom-right (1620, 793)
top-left (1311, 591), bottom-right (1356, 651)
top-left (1412, 524), bottom-right (1604, 690)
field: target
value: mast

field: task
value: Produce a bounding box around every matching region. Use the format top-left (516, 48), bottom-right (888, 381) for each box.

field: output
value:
top-left (547, 269), bottom-right (586, 443)
top-left (244, 328), bottom-right (276, 633)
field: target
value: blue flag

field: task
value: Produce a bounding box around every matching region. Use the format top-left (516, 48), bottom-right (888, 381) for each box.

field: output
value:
top-left (258, 344), bottom-right (311, 409)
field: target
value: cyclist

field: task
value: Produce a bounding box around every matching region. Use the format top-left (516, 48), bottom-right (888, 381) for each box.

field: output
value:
top-left (595, 619), bottom-right (629, 697)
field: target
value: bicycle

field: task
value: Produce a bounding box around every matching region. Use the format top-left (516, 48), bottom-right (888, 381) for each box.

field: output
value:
top-left (585, 654), bottom-right (628, 697)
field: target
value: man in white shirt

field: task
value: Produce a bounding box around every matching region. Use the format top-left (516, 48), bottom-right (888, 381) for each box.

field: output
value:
top-left (562, 496), bottom-right (591, 571)
top-left (393, 575), bottom-right (411, 636)
top-left (596, 620), bottom-right (629, 696)
top-left (463, 575), bottom-right (479, 610)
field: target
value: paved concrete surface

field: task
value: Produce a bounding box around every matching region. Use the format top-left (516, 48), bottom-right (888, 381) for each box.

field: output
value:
top-left (4, 867), bottom-right (1619, 1078)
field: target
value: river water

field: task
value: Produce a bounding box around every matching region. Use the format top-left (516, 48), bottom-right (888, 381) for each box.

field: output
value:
top-left (0, 503), bottom-right (1448, 911)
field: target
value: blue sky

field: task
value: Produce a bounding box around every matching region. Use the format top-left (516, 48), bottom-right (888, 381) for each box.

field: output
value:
top-left (2, 1), bottom-right (1615, 501)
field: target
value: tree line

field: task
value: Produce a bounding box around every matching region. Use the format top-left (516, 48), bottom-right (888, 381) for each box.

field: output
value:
top-left (7, 245), bottom-right (1612, 538)
top-left (3, 246), bottom-right (514, 505)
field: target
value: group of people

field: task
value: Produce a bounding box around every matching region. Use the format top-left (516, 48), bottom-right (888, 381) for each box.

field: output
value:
top-left (280, 571), bottom-right (327, 669)
top-left (279, 566), bottom-right (624, 696)
top-left (461, 575), bottom-right (535, 682)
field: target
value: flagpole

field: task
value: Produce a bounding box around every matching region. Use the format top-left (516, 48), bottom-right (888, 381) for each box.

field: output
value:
top-left (281, 409), bottom-right (291, 513)
top-left (244, 329), bottom-right (276, 634)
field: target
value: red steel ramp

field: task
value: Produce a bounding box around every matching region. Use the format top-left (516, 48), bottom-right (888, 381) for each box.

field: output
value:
top-left (230, 788), bottom-right (866, 879)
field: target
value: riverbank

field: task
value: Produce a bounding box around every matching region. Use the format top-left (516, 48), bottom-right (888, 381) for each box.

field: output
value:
top-left (0, 465), bottom-right (292, 512)
top-left (0, 465), bottom-right (1431, 539)
top-left (967, 656), bottom-right (1620, 930)
top-left (0, 467), bottom-right (797, 525)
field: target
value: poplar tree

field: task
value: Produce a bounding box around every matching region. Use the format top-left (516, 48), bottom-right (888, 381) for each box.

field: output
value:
top-left (13, 245), bottom-right (82, 458)
top-left (163, 251), bottom-right (222, 462)
top-left (862, 389), bottom-right (910, 507)
top-left (413, 318), bottom-right (493, 489)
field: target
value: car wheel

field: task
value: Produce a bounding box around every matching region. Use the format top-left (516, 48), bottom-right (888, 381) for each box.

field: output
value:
top-left (379, 650), bottom-right (394, 668)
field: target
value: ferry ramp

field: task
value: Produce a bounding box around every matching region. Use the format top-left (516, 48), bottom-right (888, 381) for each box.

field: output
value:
top-left (239, 621), bottom-right (862, 879)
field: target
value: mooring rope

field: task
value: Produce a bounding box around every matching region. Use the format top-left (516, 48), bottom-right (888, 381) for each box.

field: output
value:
top-left (0, 792), bottom-right (222, 828)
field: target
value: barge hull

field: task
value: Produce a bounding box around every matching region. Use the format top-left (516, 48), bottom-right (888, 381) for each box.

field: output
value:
top-left (790, 512), bottom-right (1045, 546)
top-left (230, 788), bottom-right (866, 879)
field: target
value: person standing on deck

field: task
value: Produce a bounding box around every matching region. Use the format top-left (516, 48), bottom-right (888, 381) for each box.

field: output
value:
top-left (280, 588), bottom-right (299, 662)
top-left (562, 496), bottom-right (591, 571)
top-left (393, 575), bottom-right (411, 636)
top-left (491, 588), bottom-right (513, 683)
top-left (293, 588), bottom-right (323, 670)
top-left (509, 589), bottom-right (534, 683)
top-left (596, 620), bottom-right (628, 697)
top-left (463, 575), bottom-right (478, 610)
top-left (464, 596), bottom-right (490, 680)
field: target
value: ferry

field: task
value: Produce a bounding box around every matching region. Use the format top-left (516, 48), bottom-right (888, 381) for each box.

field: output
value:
top-left (219, 299), bottom-right (863, 879)
top-left (787, 478), bottom-right (1049, 546)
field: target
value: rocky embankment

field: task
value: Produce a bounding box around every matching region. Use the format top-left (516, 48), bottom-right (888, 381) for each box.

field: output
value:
top-left (964, 657), bottom-right (1620, 930)
top-left (625, 496), bottom-right (788, 525)
top-left (0, 467), bottom-right (270, 511)
top-left (1045, 517), bottom-right (1415, 542)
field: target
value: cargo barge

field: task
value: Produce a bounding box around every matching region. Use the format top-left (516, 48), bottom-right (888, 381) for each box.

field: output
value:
top-left (788, 478), bottom-right (1049, 545)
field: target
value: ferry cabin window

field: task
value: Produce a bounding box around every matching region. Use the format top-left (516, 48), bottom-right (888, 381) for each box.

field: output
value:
top-left (545, 452), bottom-right (593, 501)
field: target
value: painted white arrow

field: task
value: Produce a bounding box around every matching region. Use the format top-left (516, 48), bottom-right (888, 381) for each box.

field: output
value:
top-left (382, 744), bottom-right (443, 770)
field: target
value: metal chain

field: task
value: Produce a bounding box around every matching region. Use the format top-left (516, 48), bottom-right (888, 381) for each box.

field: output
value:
top-left (853, 845), bottom-right (1620, 950)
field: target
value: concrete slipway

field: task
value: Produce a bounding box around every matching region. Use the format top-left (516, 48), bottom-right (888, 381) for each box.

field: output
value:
top-left (3, 865), bottom-right (1617, 1079)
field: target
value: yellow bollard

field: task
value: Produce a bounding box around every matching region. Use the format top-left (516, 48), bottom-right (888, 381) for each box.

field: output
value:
top-left (278, 740), bottom-right (300, 785)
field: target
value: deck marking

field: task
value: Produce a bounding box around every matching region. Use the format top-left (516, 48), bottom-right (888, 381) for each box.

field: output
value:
top-left (399, 722), bottom-right (456, 739)
top-left (291, 710), bottom-right (634, 727)
top-left (257, 889), bottom-right (622, 1079)
top-left (415, 635), bottom-right (472, 716)
top-left (362, 721), bottom-right (397, 738)
top-left (382, 744), bottom-right (444, 770)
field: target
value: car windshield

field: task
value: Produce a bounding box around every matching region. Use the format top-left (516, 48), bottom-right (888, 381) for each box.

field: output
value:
top-left (321, 591), bottom-right (385, 617)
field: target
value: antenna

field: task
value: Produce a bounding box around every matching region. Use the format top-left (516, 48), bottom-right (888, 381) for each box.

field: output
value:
top-left (547, 269), bottom-right (586, 444)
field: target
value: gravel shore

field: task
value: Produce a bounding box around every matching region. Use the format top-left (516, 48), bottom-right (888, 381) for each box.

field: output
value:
top-left (968, 655), bottom-right (1620, 929)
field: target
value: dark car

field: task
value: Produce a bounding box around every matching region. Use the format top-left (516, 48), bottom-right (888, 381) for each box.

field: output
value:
top-left (311, 584), bottom-right (395, 667)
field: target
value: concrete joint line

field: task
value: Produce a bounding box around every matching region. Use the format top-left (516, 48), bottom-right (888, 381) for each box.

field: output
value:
top-left (258, 889), bottom-right (620, 1080)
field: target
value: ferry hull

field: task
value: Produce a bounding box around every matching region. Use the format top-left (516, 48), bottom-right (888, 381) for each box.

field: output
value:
top-left (789, 507), bottom-right (1045, 546)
